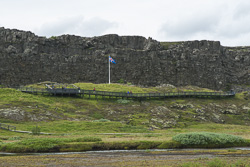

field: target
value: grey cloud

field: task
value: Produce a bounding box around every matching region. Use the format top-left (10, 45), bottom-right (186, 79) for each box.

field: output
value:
top-left (76, 17), bottom-right (118, 37)
top-left (217, 2), bottom-right (250, 38)
top-left (217, 19), bottom-right (250, 38)
top-left (158, 2), bottom-right (250, 44)
top-left (159, 14), bottom-right (220, 39)
top-left (233, 2), bottom-right (250, 19)
top-left (36, 16), bottom-right (117, 37)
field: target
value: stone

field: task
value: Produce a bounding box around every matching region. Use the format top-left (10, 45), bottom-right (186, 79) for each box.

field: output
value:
top-left (0, 108), bottom-right (25, 121)
top-left (150, 117), bottom-right (177, 128)
top-left (196, 109), bottom-right (205, 115)
top-left (212, 113), bottom-right (222, 123)
top-left (156, 84), bottom-right (176, 88)
top-left (242, 106), bottom-right (250, 110)
top-left (150, 106), bottom-right (170, 113)
top-left (170, 103), bottom-right (193, 110)
top-left (221, 105), bottom-right (239, 115)
top-left (0, 27), bottom-right (250, 90)
top-left (221, 109), bottom-right (238, 115)
top-left (0, 108), bottom-right (62, 121)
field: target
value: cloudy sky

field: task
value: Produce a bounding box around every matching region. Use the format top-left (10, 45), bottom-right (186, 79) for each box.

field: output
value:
top-left (1, 0), bottom-right (250, 46)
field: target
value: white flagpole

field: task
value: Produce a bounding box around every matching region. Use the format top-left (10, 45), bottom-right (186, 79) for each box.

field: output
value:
top-left (109, 56), bottom-right (110, 84)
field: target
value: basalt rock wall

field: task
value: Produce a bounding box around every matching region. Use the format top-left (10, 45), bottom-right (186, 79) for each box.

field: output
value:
top-left (0, 27), bottom-right (250, 90)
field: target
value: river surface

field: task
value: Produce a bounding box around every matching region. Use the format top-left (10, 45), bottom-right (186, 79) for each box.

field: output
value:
top-left (0, 147), bottom-right (250, 156)
top-left (1, 148), bottom-right (250, 167)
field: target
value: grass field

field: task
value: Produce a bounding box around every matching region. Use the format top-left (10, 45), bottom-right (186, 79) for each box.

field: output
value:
top-left (0, 82), bottom-right (250, 153)
top-left (1, 151), bottom-right (250, 167)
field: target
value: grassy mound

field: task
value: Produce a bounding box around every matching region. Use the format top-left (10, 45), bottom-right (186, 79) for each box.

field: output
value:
top-left (172, 132), bottom-right (247, 148)
top-left (0, 136), bottom-right (102, 153)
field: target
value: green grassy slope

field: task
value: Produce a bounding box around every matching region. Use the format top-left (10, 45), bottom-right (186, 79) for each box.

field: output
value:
top-left (0, 83), bottom-right (249, 133)
top-left (0, 83), bottom-right (250, 153)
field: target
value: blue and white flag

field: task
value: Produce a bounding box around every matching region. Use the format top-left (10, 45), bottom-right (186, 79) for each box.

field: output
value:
top-left (109, 56), bottom-right (116, 64)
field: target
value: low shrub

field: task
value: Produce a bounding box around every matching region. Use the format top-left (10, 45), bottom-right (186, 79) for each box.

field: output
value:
top-left (246, 139), bottom-right (250, 146)
top-left (207, 158), bottom-right (227, 167)
top-left (157, 140), bottom-right (182, 149)
top-left (172, 132), bottom-right (246, 148)
top-left (117, 79), bottom-right (125, 84)
top-left (8, 136), bottom-right (21, 140)
top-left (31, 126), bottom-right (41, 135)
top-left (92, 142), bottom-right (135, 150)
top-left (59, 143), bottom-right (93, 152)
top-left (74, 136), bottom-right (102, 142)
top-left (0, 138), bottom-right (70, 153)
top-left (91, 141), bottom-right (161, 151)
top-left (0, 137), bottom-right (8, 140)
top-left (143, 134), bottom-right (162, 137)
top-left (136, 141), bottom-right (161, 149)
top-left (0, 137), bottom-right (102, 153)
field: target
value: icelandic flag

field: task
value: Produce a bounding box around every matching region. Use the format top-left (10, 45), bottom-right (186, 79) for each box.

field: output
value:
top-left (109, 56), bottom-right (116, 64)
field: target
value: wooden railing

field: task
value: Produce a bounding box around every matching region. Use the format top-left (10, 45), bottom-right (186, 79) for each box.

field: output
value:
top-left (0, 122), bottom-right (16, 131)
top-left (16, 87), bottom-right (236, 99)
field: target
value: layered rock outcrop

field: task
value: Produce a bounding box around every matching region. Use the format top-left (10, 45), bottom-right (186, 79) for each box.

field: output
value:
top-left (0, 27), bottom-right (249, 90)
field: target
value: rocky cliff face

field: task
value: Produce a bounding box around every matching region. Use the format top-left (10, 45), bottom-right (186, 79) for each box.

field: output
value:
top-left (0, 27), bottom-right (249, 90)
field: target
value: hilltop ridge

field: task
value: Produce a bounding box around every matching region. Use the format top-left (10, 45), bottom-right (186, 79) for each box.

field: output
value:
top-left (0, 27), bottom-right (250, 90)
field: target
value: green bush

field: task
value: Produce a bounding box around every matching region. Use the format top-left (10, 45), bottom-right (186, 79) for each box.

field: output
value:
top-left (233, 159), bottom-right (250, 167)
top-left (59, 143), bottom-right (93, 152)
top-left (172, 132), bottom-right (246, 148)
top-left (92, 141), bottom-right (152, 150)
top-left (157, 140), bottom-right (182, 149)
top-left (136, 141), bottom-right (161, 149)
top-left (207, 158), bottom-right (227, 167)
top-left (0, 137), bottom-right (103, 153)
top-left (127, 82), bottom-right (132, 85)
top-left (246, 139), bottom-right (250, 146)
top-left (1, 138), bottom-right (60, 152)
top-left (32, 126), bottom-right (41, 135)
top-left (117, 79), bottom-right (125, 84)
top-left (49, 36), bottom-right (57, 39)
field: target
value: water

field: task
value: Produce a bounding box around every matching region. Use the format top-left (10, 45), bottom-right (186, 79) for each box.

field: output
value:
top-left (0, 147), bottom-right (249, 156)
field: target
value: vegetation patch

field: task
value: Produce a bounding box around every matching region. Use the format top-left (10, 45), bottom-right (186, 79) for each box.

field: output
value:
top-left (0, 136), bottom-right (102, 153)
top-left (1, 83), bottom-right (250, 154)
top-left (172, 132), bottom-right (247, 148)
top-left (93, 118), bottom-right (110, 122)
top-left (143, 134), bottom-right (162, 138)
top-left (74, 136), bottom-right (102, 142)
top-left (0, 132), bottom-right (249, 153)
top-left (31, 126), bottom-right (41, 135)
top-left (117, 99), bottom-right (132, 104)
top-left (160, 42), bottom-right (183, 50)
top-left (157, 140), bottom-right (182, 149)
